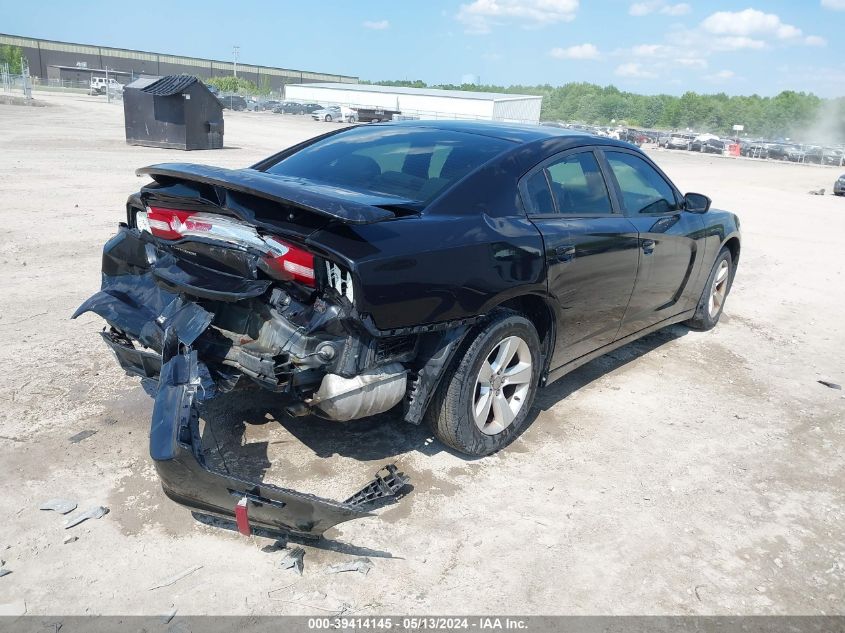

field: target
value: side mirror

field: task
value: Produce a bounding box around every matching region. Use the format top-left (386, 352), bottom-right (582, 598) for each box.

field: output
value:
top-left (684, 192), bottom-right (711, 213)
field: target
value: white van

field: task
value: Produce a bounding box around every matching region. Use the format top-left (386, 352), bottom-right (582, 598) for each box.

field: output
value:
top-left (90, 77), bottom-right (122, 95)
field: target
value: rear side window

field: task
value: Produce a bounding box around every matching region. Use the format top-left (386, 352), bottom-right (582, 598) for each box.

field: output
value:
top-left (524, 151), bottom-right (612, 215)
top-left (605, 151), bottom-right (678, 214)
top-left (265, 127), bottom-right (513, 206)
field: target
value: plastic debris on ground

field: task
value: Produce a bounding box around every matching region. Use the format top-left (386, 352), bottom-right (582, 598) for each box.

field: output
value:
top-left (818, 379), bottom-right (842, 390)
top-left (325, 557), bottom-right (373, 575)
top-left (279, 547), bottom-right (306, 576)
top-left (68, 430), bottom-right (97, 443)
top-left (162, 607), bottom-right (178, 624)
top-left (63, 535), bottom-right (78, 544)
top-left (64, 506), bottom-right (109, 529)
top-left (39, 498), bottom-right (78, 515)
top-left (148, 565), bottom-right (203, 591)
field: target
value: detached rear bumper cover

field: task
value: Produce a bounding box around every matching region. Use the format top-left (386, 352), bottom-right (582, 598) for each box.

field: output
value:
top-left (73, 229), bottom-right (409, 538)
top-left (152, 348), bottom-right (407, 538)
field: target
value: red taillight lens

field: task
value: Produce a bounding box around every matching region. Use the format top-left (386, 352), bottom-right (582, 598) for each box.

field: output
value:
top-left (146, 207), bottom-right (197, 240)
top-left (142, 207), bottom-right (316, 288)
top-left (264, 237), bottom-right (316, 287)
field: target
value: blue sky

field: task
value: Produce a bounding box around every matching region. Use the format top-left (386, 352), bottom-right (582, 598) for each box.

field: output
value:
top-left (3, 0), bottom-right (844, 96)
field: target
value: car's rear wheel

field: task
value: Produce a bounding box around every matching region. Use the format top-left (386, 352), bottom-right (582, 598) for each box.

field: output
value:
top-left (427, 310), bottom-right (541, 456)
top-left (685, 247), bottom-right (734, 331)
top-left (325, 114), bottom-right (333, 122)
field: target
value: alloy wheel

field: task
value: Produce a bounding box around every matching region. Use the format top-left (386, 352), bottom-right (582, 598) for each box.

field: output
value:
top-left (472, 335), bottom-right (533, 435)
top-left (708, 259), bottom-right (730, 318)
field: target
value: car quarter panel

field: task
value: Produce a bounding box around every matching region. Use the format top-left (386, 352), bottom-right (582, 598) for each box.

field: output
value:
top-left (307, 214), bottom-right (548, 331)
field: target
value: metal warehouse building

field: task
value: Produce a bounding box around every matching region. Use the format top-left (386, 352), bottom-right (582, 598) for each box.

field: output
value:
top-left (285, 83), bottom-right (543, 124)
top-left (0, 33), bottom-right (357, 92)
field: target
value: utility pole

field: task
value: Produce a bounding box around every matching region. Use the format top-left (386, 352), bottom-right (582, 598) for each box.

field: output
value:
top-left (233, 45), bottom-right (240, 78)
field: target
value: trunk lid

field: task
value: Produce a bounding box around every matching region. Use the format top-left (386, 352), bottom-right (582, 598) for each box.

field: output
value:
top-left (137, 163), bottom-right (412, 225)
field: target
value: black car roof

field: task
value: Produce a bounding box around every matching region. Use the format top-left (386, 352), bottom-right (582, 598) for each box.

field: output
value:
top-left (380, 119), bottom-right (598, 144)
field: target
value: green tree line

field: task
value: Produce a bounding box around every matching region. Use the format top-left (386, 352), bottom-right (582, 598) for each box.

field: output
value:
top-left (363, 79), bottom-right (845, 141)
top-left (204, 75), bottom-right (272, 96)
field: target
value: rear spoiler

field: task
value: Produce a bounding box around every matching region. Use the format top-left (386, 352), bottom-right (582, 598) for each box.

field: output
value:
top-left (136, 163), bottom-right (397, 225)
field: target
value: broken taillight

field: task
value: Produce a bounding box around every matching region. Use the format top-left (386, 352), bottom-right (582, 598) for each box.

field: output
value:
top-left (136, 206), bottom-right (317, 288)
top-left (143, 207), bottom-right (217, 241)
top-left (263, 236), bottom-right (316, 287)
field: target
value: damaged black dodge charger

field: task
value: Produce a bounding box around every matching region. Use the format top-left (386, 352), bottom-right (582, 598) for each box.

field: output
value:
top-left (75, 121), bottom-right (740, 537)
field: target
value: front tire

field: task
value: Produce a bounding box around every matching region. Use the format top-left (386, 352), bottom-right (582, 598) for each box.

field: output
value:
top-left (426, 310), bottom-right (541, 456)
top-left (325, 114), bottom-right (333, 122)
top-left (685, 247), bottom-right (734, 331)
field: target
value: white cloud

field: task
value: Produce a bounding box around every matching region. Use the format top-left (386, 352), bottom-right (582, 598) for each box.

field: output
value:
top-left (629, 43), bottom-right (706, 68)
top-left (631, 43), bottom-right (670, 56)
top-left (705, 69), bottom-right (735, 81)
top-left (549, 43), bottom-right (600, 59)
top-left (804, 35), bottom-right (827, 46)
top-left (629, 1), bottom-right (691, 16)
top-left (701, 9), bottom-right (802, 40)
top-left (615, 62), bottom-right (657, 78)
top-left (676, 57), bottom-right (708, 68)
top-left (821, 0), bottom-right (845, 9)
top-left (709, 36), bottom-right (767, 50)
top-left (362, 19), bottom-right (390, 29)
top-left (457, 0), bottom-right (579, 33)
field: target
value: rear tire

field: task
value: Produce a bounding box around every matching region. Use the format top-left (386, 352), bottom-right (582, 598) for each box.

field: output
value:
top-left (325, 114), bottom-right (333, 122)
top-left (685, 247), bottom-right (734, 331)
top-left (426, 309), bottom-right (541, 456)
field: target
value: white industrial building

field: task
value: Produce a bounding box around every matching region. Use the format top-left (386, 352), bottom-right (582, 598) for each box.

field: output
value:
top-left (284, 83), bottom-right (543, 124)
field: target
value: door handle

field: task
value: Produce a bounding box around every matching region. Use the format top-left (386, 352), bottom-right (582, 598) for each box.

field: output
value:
top-left (641, 239), bottom-right (655, 255)
top-left (555, 245), bottom-right (576, 262)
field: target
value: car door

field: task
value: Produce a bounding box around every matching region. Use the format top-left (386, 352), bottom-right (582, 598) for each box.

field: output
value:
top-left (520, 148), bottom-right (640, 368)
top-left (600, 149), bottom-right (706, 338)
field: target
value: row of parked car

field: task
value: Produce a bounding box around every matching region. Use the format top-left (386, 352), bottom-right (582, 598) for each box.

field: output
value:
top-left (215, 95), bottom-right (404, 124)
top-left (658, 133), bottom-right (730, 154)
top-left (657, 132), bottom-right (845, 165)
top-left (738, 141), bottom-right (844, 165)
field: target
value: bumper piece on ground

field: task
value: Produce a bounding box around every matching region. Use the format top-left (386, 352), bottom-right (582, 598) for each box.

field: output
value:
top-left (151, 345), bottom-right (409, 539)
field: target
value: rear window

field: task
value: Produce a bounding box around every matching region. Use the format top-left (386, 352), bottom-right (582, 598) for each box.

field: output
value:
top-left (264, 127), bottom-right (513, 206)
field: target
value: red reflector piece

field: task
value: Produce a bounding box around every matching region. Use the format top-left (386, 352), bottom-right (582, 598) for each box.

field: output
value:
top-left (264, 236), bottom-right (316, 288)
top-left (235, 497), bottom-right (251, 536)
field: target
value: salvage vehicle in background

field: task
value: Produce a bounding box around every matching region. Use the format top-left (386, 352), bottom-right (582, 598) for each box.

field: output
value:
top-left (666, 133), bottom-right (694, 149)
top-left (90, 76), bottom-right (123, 95)
top-left (274, 102), bottom-right (324, 115)
top-left (74, 121), bottom-right (740, 538)
top-left (311, 105), bottom-right (356, 122)
top-left (702, 138), bottom-right (726, 154)
top-left (834, 174), bottom-right (845, 196)
top-left (253, 99), bottom-right (282, 112)
top-left (354, 106), bottom-right (401, 123)
top-left (218, 95), bottom-right (247, 111)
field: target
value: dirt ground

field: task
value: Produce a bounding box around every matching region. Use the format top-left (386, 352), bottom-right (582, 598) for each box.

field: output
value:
top-left (0, 92), bottom-right (842, 617)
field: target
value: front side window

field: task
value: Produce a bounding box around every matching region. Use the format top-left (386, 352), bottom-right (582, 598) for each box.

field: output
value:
top-left (605, 151), bottom-right (678, 215)
top-left (526, 151), bottom-right (612, 215)
top-left (265, 127), bottom-right (513, 206)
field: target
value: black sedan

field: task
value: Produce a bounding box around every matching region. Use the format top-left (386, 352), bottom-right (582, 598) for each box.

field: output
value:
top-left (274, 102), bottom-right (323, 115)
top-left (835, 174), bottom-right (845, 196)
top-left (74, 122), bottom-right (740, 538)
top-left (217, 95), bottom-right (247, 111)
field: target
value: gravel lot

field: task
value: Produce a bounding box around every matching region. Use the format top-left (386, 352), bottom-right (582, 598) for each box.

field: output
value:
top-left (0, 93), bottom-right (843, 617)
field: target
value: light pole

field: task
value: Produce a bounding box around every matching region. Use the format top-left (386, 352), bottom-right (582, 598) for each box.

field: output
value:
top-left (233, 45), bottom-right (240, 78)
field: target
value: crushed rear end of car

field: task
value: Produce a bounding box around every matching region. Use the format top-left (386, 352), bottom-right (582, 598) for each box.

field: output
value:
top-left (73, 163), bottom-right (417, 538)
